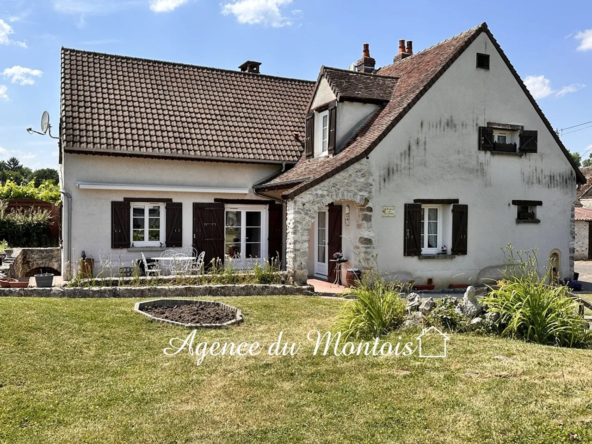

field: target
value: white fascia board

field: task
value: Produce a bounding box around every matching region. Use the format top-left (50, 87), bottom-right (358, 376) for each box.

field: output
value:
top-left (77, 182), bottom-right (249, 194)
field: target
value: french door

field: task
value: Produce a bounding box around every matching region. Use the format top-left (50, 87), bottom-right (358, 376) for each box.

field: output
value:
top-left (314, 210), bottom-right (328, 277)
top-left (224, 205), bottom-right (268, 269)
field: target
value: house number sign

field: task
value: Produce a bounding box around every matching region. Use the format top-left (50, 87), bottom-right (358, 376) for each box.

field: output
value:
top-left (382, 206), bottom-right (395, 217)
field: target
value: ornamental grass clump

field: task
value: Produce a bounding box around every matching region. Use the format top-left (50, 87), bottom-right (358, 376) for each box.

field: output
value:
top-left (336, 269), bottom-right (406, 340)
top-left (484, 245), bottom-right (591, 348)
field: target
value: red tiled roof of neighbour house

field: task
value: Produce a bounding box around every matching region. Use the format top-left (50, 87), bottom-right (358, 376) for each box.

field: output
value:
top-left (576, 166), bottom-right (592, 205)
top-left (60, 48), bottom-right (316, 164)
top-left (263, 23), bottom-right (586, 198)
top-left (575, 207), bottom-right (592, 221)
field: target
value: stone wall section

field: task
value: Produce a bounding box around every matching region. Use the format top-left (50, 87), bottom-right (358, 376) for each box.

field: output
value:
top-left (9, 248), bottom-right (61, 278)
top-left (286, 159), bottom-right (375, 284)
top-left (575, 220), bottom-right (589, 261)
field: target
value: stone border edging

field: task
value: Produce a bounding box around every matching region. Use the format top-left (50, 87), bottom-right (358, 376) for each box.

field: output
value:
top-left (0, 284), bottom-right (315, 298)
top-left (135, 299), bottom-right (243, 328)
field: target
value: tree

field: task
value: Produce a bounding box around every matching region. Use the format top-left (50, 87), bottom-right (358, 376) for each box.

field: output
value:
top-left (5, 157), bottom-right (22, 172)
top-left (583, 154), bottom-right (592, 168)
top-left (571, 151), bottom-right (582, 168)
top-left (30, 168), bottom-right (59, 186)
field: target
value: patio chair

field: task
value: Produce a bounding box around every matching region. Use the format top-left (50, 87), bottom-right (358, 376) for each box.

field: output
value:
top-left (98, 249), bottom-right (113, 277)
top-left (189, 251), bottom-right (206, 275)
top-left (180, 246), bottom-right (197, 258)
top-left (161, 250), bottom-right (178, 258)
top-left (169, 253), bottom-right (193, 276)
top-left (141, 252), bottom-right (160, 277)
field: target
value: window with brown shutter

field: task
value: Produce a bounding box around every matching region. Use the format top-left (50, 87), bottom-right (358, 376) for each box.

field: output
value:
top-left (193, 202), bottom-right (225, 267)
top-left (165, 202), bottom-right (183, 248)
top-left (112, 201), bottom-right (131, 249)
top-left (479, 127), bottom-right (494, 151)
top-left (451, 205), bottom-right (468, 255)
top-left (519, 130), bottom-right (538, 153)
top-left (404, 203), bottom-right (422, 256)
top-left (305, 113), bottom-right (314, 158)
top-left (328, 103), bottom-right (337, 155)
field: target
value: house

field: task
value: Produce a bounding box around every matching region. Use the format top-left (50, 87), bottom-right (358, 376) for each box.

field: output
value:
top-left (60, 22), bottom-right (585, 286)
top-left (574, 167), bottom-right (592, 260)
top-left (416, 327), bottom-right (449, 358)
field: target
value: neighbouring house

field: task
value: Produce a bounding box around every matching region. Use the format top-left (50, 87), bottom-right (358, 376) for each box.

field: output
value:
top-left (575, 167), bottom-right (592, 260)
top-left (60, 22), bottom-right (585, 286)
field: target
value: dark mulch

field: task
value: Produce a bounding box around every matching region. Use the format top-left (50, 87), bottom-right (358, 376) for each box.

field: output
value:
top-left (143, 303), bottom-right (237, 325)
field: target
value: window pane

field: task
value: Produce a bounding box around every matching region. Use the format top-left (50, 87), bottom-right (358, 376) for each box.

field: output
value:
top-left (133, 207), bottom-right (144, 218)
top-left (148, 206), bottom-right (160, 218)
top-left (318, 211), bottom-right (326, 226)
top-left (246, 243), bottom-right (261, 258)
top-left (133, 218), bottom-right (143, 229)
top-left (428, 235), bottom-right (437, 248)
top-left (246, 211), bottom-right (261, 227)
top-left (226, 227), bottom-right (241, 244)
top-left (133, 230), bottom-right (144, 241)
top-left (226, 243), bottom-right (241, 258)
top-left (318, 245), bottom-right (326, 263)
top-left (246, 227), bottom-right (261, 243)
top-left (148, 230), bottom-right (160, 241)
top-left (428, 208), bottom-right (438, 222)
top-left (149, 218), bottom-right (160, 229)
top-left (226, 211), bottom-right (241, 227)
top-left (317, 211), bottom-right (326, 262)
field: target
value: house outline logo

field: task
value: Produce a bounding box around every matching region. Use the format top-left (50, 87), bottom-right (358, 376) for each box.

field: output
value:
top-left (416, 326), bottom-right (450, 358)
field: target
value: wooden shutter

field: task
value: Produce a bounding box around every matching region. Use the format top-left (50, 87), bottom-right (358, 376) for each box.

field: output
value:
top-left (305, 112), bottom-right (314, 158)
top-left (268, 203), bottom-right (283, 262)
top-left (328, 205), bottom-right (342, 282)
top-left (193, 202), bottom-right (225, 267)
top-left (519, 130), bottom-right (538, 153)
top-left (165, 202), bottom-right (183, 248)
top-left (404, 204), bottom-right (422, 256)
top-left (451, 204), bottom-right (468, 255)
top-left (111, 201), bottom-right (130, 249)
top-left (328, 103), bottom-right (337, 155)
top-left (479, 127), bottom-right (494, 151)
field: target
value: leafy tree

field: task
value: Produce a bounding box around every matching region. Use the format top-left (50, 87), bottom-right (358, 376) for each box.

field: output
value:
top-left (571, 151), bottom-right (582, 168)
top-left (5, 157), bottom-right (22, 172)
top-left (583, 155), bottom-right (592, 168)
top-left (30, 168), bottom-right (59, 186)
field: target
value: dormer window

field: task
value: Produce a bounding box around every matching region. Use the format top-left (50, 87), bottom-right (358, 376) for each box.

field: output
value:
top-left (305, 102), bottom-right (337, 159)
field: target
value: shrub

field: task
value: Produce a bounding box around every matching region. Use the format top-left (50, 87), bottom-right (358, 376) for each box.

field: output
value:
top-left (484, 246), bottom-right (591, 348)
top-left (0, 180), bottom-right (61, 204)
top-left (0, 201), bottom-right (56, 247)
top-left (336, 270), bottom-right (406, 340)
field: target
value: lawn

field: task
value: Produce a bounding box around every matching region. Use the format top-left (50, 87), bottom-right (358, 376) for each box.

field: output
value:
top-left (1, 297), bottom-right (592, 443)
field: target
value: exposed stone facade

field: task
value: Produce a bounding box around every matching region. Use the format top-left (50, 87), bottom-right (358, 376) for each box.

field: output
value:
top-left (575, 220), bottom-right (589, 260)
top-left (570, 205), bottom-right (576, 275)
top-left (9, 248), bottom-right (61, 278)
top-left (286, 159), bottom-right (375, 284)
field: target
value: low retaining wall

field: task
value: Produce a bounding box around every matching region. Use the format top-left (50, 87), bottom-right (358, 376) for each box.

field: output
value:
top-left (0, 284), bottom-right (315, 298)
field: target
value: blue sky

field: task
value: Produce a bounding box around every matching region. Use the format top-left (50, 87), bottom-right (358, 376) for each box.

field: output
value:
top-left (0, 0), bottom-right (591, 170)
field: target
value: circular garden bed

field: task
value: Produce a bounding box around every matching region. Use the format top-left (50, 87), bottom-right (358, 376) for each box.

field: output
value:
top-left (134, 299), bottom-right (243, 328)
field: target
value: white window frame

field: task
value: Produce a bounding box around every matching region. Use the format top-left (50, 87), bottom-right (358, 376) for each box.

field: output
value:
top-left (421, 205), bottom-right (442, 255)
top-left (224, 205), bottom-right (268, 269)
top-left (131, 203), bottom-right (166, 247)
top-left (316, 110), bottom-right (330, 157)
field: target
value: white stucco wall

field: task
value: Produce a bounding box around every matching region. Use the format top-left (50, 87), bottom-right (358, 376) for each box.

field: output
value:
top-left (366, 32), bottom-right (576, 286)
top-left (336, 102), bottom-right (380, 151)
top-left (575, 220), bottom-right (589, 260)
top-left (310, 78), bottom-right (336, 109)
top-left (62, 153), bottom-right (280, 275)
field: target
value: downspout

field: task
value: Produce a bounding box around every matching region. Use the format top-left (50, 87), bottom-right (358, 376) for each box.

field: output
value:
top-left (60, 190), bottom-right (72, 278)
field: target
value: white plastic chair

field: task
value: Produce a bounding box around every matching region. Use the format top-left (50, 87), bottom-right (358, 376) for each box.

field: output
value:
top-left (141, 252), bottom-right (160, 277)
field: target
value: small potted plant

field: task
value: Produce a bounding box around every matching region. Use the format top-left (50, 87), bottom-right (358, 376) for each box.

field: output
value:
top-left (332, 252), bottom-right (346, 262)
top-left (34, 268), bottom-right (54, 288)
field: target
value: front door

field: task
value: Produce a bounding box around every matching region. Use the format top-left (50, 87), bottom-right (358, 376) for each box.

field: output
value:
top-left (314, 210), bottom-right (328, 277)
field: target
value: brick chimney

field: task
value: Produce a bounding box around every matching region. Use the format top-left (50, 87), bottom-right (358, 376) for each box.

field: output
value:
top-left (239, 61), bottom-right (262, 74)
top-left (393, 39), bottom-right (413, 62)
top-left (356, 43), bottom-right (376, 74)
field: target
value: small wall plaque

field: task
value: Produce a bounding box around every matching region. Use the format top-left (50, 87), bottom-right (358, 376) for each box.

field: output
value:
top-left (382, 206), bottom-right (395, 217)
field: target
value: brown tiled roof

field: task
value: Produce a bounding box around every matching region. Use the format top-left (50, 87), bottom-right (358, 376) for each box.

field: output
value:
top-left (320, 67), bottom-right (398, 104)
top-left (264, 23), bottom-right (585, 198)
top-left (60, 48), bottom-right (315, 163)
top-left (575, 207), bottom-right (592, 221)
top-left (577, 167), bottom-right (592, 203)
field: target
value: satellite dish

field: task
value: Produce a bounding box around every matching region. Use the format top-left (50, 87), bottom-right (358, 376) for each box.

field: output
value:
top-left (40, 111), bottom-right (50, 134)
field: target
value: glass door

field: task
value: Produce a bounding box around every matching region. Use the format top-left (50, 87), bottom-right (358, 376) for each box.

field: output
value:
top-left (224, 206), bottom-right (267, 269)
top-left (314, 210), bottom-right (328, 277)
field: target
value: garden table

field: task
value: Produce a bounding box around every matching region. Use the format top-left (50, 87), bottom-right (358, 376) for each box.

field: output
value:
top-left (151, 256), bottom-right (195, 276)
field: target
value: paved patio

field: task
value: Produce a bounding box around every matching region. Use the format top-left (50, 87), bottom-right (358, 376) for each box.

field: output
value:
top-left (307, 279), bottom-right (348, 294)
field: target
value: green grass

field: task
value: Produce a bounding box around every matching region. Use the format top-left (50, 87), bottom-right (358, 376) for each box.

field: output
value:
top-left (2, 297), bottom-right (592, 443)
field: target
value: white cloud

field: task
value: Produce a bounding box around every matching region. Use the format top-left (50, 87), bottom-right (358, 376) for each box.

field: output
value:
top-left (222, 0), bottom-right (294, 27)
top-left (575, 29), bottom-right (592, 52)
top-left (2, 66), bottom-right (43, 86)
top-left (150, 0), bottom-right (189, 12)
top-left (0, 145), bottom-right (36, 160)
top-left (524, 75), bottom-right (585, 99)
top-left (0, 85), bottom-right (7, 101)
top-left (53, 0), bottom-right (138, 14)
top-left (0, 19), bottom-right (27, 48)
